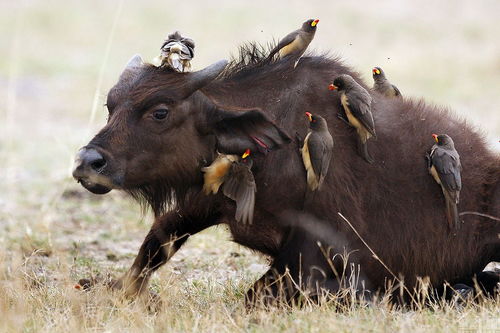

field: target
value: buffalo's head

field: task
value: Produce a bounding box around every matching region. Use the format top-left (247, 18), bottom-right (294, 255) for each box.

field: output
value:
top-left (72, 55), bottom-right (289, 210)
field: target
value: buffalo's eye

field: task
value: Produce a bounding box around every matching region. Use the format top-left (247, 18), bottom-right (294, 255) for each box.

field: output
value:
top-left (153, 108), bottom-right (169, 120)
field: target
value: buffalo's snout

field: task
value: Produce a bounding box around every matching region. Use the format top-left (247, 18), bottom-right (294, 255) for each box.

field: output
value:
top-left (72, 147), bottom-right (113, 195)
top-left (74, 148), bottom-right (107, 174)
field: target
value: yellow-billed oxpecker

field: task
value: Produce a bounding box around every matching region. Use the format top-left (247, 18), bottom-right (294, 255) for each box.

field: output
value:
top-left (301, 112), bottom-right (334, 191)
top-left (372, 67), bottom-right (401, 98)
top-left (267, 19), bottom-right (319, 66)
top-left (158, 31), bottom-right (195, 72)
top-left (427, 134), bottom-right (462, 230)
top-left (329, 74), bottom-right (376, 163)
top-left (202, 149), bottom-right (256, 224)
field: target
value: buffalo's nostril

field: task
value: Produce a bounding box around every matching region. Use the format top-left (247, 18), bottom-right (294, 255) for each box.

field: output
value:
top-left (73, 147), bottom-right (107, 175)
top-left (90, 158), bottom-right (107, 171)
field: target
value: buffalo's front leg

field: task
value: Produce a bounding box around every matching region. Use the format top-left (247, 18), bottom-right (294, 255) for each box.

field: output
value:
top-left (113, 208), bottom-right (220, 297)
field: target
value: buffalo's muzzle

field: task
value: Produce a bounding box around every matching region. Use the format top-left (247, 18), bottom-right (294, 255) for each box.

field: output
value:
top-left (72, 147), bottom-right (112, 194)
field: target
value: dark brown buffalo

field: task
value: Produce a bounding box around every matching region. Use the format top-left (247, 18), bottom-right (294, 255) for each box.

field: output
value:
top-left (73, 46), bottom-right (500, 303)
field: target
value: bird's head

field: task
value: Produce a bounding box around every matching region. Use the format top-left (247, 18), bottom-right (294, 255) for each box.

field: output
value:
top-left (432, 133), bottom-right (455, 147)
top-left (329, 74), bottom-right (355, 92)
top-left (305, 112), bottom-right (327, 130)
top-left (372, 67), bottom-right (387, 81)
top-left (302, 19), bottom-right (319, 32)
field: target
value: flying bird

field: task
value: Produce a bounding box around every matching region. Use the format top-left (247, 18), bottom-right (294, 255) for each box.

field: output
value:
top-left (267, 19), bottom-right (319, 66)
top-left (372, 67), bottom-right (401, 98)
top-left (301, 112), bottom-right (334, 191)
top-left (202, 149), bottom-right (256, 224)
top-left (157, 31), bottom-right (195, 72)
top-left (329, 74), bottom-right (376, 163)
top-left (427, 134), bottom-right (462, 230)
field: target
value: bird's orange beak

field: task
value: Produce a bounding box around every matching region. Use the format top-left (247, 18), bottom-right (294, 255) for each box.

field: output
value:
top-left (373, 68), bottom-right (380, 75)
top-left (311, 19), bottom-right (319, 27)
top-left (305, 112), bottom-right (313, 122)
top-left (432, 134), bottom-right (439, 143)
top-left (328, 83), bottom-right (337, 91)
top-left (242, 149), bottom-right (251, 159)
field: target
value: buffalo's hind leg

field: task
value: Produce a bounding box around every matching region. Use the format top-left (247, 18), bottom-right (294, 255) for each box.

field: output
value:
top-left (246, 224), bottom-right (372, 307)
top-left (109, 207), bottom-right (221, 298)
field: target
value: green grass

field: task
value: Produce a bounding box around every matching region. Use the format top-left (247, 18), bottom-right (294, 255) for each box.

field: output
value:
top-left (0, 1), bottom-right (499, 332)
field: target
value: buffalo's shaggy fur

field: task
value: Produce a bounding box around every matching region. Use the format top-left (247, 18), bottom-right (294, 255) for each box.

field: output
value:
top-left (77, 42), bottom-right (500, 304)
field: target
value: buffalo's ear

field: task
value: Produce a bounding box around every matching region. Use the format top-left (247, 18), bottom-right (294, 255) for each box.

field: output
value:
top-left (212, 108), bottom-right (291, 155)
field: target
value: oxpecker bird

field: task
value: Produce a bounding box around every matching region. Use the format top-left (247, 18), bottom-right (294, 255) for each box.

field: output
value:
top-left (301, 112), bottom-right (334, 191)
top-left (202, 150), bottom-right (256, 224)
top-left (372, 67), bottom-right (401, 98)
top-left (428, 134), bottom-right (462, 230)
top-left (157, 31), bottom-right (195, 72)
top-left (329, 74), bottom-right (376, 163)
top-left (267, 19), bottom-right (319, 66)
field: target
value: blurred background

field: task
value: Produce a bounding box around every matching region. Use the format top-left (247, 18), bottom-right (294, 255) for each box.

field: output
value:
top-left (0, 0), bottom-right (499, 292)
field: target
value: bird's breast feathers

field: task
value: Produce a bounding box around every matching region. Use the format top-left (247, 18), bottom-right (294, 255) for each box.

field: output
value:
top-left (429, 165), bottom-right (442, 185)
top-left (301, 132), bottom-right (320, 190)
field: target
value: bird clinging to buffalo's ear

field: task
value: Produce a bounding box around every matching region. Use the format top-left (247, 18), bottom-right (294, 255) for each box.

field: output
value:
top-left (329, 74), bottom-right (376, 163)
top-left (301, 112), bottom-right (334, 191)
top-left (267, 19), bottom-right (319, 67)
top-left (427, 134), bottom-right (462, 231)
top-left (157, 31), bottom-right (195, 72)
top-left (372, 67), bottom-right (402, 98)
top-left (202, 150), bottom-right (256, 224)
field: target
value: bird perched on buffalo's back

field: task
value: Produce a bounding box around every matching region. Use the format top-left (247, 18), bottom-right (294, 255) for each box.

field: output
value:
top-left (372, 67), bottom-right (402, 98)
top-left (301, 112), bottom-right (334, 191)
top-left (157, 31), bottom-right (195, 72)
top-left (202, 149), bottom-right (256, 224)
top-left (427, 134), bottom-right (462, 231)
top-left (267, 19), bottom-right (319, 67)
top-left (329, 74), bottom-right (376, 163)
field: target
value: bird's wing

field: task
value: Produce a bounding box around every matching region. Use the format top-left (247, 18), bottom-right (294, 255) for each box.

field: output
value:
top-left (392, 84), bottom-right (402, 97)
top-left (346, 90), bottom-right (376, 137)
top-left (431, 148), bottom-right (462, 193)
top-left (214, 109), bottom-right (291, 155)
top-left (307, 131), bottom-right (333, 188)
top-left (268, 30), bottom-right (300, 59)
top-left (222, 162), bottom-right (256, 224)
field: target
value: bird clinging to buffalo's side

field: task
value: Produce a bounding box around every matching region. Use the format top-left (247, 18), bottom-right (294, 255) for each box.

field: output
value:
top-left (372, 67), bottom-right (402, 98)
top-left (329, 74), bottom-right (376, 163)
top-left (157, 31), bottom-right (195, 72)
top-left (301, 112), bottom-right (334, 191)
top-left (427, 134), bottom-right (462, 231)
top-left (267, 19), bottom-right (319, 67)
top-left (202, 150), bottom-right (256, 224)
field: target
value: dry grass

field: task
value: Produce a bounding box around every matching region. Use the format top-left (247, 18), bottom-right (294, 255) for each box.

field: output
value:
top-left (0, 1), bottom-right (499, 332)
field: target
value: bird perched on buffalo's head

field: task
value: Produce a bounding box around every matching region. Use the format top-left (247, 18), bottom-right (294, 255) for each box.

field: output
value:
top-left (372, 67), bottom-right (401, 98)
top-left (329, 74), bottom-right (376, 163)
top-left (202, 149), bottom-right (256, 224)
top-left (301, 112), bottom-right (334, 191)
top-left (267, 19), bottom-right (319, 67)
top-left (427, 134), bottom-right (462, 231)
top-left (157, 31), bottom-right (195, 72)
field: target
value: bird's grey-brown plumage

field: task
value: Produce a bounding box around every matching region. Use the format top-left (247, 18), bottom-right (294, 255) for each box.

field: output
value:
top-left (202, 153), bottom-right (256, 224)
top-left (158, 31), bottom-right (195, 72)
top-left (428, 134), bottom-right (462, 230)
top-left (372, 67), bottom-right (401, 98)
top-left (301, 114), bottom-right (334, 191)
top-left (222, 158), bottom-right (256, 224)
top-left (267, 19), bottom-right (319, 63)
top-left (330, 74), bottom-right (376, 163)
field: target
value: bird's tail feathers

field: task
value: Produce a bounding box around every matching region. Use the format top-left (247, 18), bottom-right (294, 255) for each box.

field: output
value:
top-left (357, 136), bottom-right (374, 164)
top-left (444, 191), bottom-right (460, 230)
